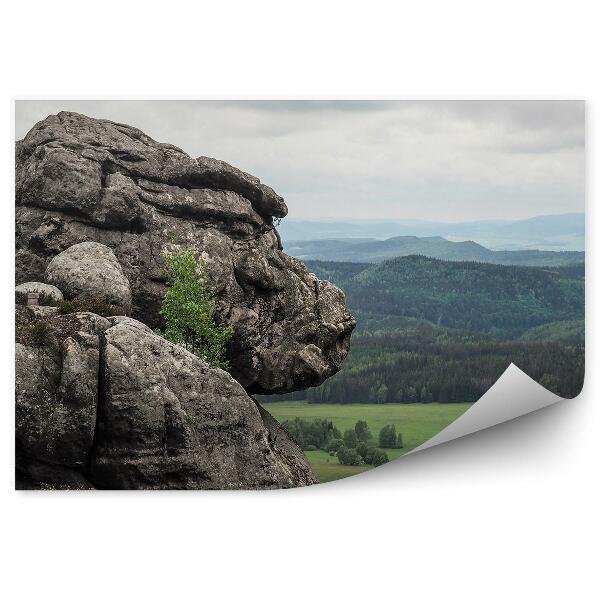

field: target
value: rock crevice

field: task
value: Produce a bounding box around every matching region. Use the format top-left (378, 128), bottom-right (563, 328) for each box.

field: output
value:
top-left (16, 309), bottom-right (318, 490)
top-left (16, 112), bottom-right (355, 394)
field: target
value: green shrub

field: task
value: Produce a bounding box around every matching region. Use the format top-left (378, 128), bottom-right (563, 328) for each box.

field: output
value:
top-left (343, 429), bottom-right (359, 448)
top-left (326, 438), bottom-right (345, 453)
top-left (337, 446), bottom-right (362, 466)
top-left (16, 320), bottom-right (54, 349)
top-left (305, 444), bottom-right (317, 451)
top-left (155, 247), bottom-right (234, 370)
top-left (354, 419), bottom-right (372, 441)
top-left (58, 297), bottom-right (121, 317)
top-left (356, 441), bottom-right (368, 459)
top-left (369, 448), bottom-right (389, 466)
top-left (15, 291), bottom-right (59, 307)
top-left (379, 424), bottom-right (399, 448)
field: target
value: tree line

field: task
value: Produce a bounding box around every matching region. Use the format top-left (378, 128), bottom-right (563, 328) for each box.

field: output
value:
top-left (271, 316), bottom-right (584, 404)
top-left (280, 418), bottom-right (404, 467)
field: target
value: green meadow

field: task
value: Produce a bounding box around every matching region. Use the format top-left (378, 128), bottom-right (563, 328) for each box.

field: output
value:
top-left (261, 401), bottom-right (472, 483)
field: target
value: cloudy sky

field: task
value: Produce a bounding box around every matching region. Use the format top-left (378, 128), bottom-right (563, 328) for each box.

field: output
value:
top-left (15, 100), bottom-right (585, 222)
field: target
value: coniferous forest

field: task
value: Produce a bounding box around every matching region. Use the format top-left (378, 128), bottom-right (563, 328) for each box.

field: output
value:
top-left (265, 255), bottom-right (585, 404)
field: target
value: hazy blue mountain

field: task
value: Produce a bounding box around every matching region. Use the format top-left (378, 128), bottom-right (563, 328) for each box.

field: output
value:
top-left (286, 235), bottom-right (584, 267)
top-left (277, 212), bottom-right (584, 251)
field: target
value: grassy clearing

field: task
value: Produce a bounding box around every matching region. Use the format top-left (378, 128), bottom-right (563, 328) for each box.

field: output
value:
top-left (261, 401), bottom-right (472, 483)
top-left (304, 450), bottom-right (370, 483)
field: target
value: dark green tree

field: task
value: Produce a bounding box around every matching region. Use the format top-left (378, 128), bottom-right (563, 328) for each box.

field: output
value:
top-left (337, 446), bottom-right (362, 466)
top-left (281, 418), bottom-right (341, 451)
top-left (356, 441), bottom-right (368, 460)
top-left (326, 438), bottom-right (345, 453)
top-left (370, 448), bottom-right (389, 466)
top-left (376, 383), bottom-right (389, 404)
top-left (343, 429), bottom-right (359, 448)
top-left (405, 386), bottom-right (417, 402)
top-left (355, 420), bottom-right (372, 442)
top-left (379, 424), bottom-right (398, 448)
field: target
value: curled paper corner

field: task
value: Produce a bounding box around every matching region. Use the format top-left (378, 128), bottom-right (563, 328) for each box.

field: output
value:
top-left (408, 363), bottom-right (566, 455)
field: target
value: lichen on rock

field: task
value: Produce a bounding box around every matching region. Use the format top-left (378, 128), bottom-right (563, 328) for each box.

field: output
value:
top-left (16, 111), bottom-right (355, 395)
top-left (15, 281), bottom-right (63, 304)
top-left (46, 241), bottom-right (132, 315)
top-left (16, 310), bottom-right (318, 490)
top-left (15, 111), bottom-right (357, 490)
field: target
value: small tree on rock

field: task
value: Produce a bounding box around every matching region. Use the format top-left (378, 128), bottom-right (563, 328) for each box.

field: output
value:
top-left (156, 246), bottom-right (234, 370)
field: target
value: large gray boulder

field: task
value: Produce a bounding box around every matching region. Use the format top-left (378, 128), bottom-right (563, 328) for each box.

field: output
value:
top-left (15, 112), bottom-right (355, 394)
top-left (15, 309), bottom-right (317, 490)
top-left (45, 241), bottom-right (132, 315)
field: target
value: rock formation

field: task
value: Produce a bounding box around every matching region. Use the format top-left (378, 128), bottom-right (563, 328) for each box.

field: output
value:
top-left (15, 281), bottom-right (63, 303)
top-left (16, 307), bottom-right (317, 489)
top-left (15, 112), bottom-right (357, 490)
top-left (46, 241), bottom-right (132, 315)
top-left (15, 112), bottom-right (356, 394)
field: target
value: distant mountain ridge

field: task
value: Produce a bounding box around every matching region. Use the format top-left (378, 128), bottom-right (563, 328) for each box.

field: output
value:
top-left (278, 212), bottom-right (584, 251)
top-left (286, 235), bottom-right (584, 267)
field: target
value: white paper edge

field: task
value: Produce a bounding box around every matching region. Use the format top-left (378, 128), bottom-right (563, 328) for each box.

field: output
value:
top-left (408, 363), bottom-right (564, 455)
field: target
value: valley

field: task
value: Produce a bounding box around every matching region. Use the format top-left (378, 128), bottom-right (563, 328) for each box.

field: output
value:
top-left (261, 252), bottom-right (585, 482)
top-left (260, 401), bottom-right (472, 483)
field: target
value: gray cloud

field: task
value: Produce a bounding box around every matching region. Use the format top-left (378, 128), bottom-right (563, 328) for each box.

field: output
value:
top-left (15, 100), bottom-right (585, 221)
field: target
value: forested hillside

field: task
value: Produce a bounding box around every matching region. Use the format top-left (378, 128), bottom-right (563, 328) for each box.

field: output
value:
top-left (308, 257), bottom-right (584, 338)
top-left (304, 261), bottom-right (369, 286)
top-left (278, 317), bottom-right (584, 403)
top-left (520, 319), bottom-right (585, 342)
top-left (264, 256), bottom-right (585, 404)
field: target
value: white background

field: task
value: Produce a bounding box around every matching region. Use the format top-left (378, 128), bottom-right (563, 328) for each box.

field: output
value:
top-left (0, 1), bottom-right (597, 599)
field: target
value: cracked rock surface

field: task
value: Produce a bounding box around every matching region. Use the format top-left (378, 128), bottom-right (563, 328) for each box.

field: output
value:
top-left (16, 111), bottom-right (355, 394)
top-left (16, 309), bottom-right (317, 490)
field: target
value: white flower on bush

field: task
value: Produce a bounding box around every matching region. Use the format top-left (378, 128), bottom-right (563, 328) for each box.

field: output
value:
top-left (161, 243), bottom-right (183, 260)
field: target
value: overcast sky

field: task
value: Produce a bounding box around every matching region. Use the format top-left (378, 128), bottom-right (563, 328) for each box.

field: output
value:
top-left (15, 100), bottom-right (585, 222)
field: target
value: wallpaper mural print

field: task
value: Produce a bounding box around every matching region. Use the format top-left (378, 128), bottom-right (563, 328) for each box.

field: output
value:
top-left (14, 100), bottom-right (585, 489)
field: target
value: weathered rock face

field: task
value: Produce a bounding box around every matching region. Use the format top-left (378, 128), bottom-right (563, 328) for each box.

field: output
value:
top-left (46, 241), bottom-right (132, 315)
top-left (15, 111), bottom-right (355, 394)
top-left (15, 281), bottom-right (63, 303)
top-left (15, 309), bottom-right (317, 490)
top-left (16, 307), bottom-right (108, 489)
